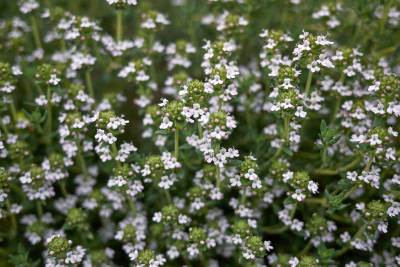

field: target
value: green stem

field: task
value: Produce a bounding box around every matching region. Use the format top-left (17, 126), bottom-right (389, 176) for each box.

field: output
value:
top-left (304, 71), bottom-right (313, 96)
top-left (36, 200), bottom-right (43, 219)
top-left (46, 86), bottom-right (52, 144)
top-left (313, 155), bottom-right (362, 176)
top-left (304, 197), bottom-right (328, 207)
top-left (298, 240), bottom-right (313, 256)
top-left (6, 200), bottom-right (17, 238)
top-left (198, 123), bottom-right (203, 138)
top-left (329, 95), bottom-right (341, 127)
top-left (85, 70), bottom-right (94, 98)
top-left (127, 197), bottom-right (136, 215)
top-left (116, 10), bottom-right (123, 42)
top-left (215, 143), bottom-right (221, 189)
top-left (111, 143), bottom-right (121, 167)
top-left (30, 16), bottom-right (42, 49)
top-left (9, 101), bottom-right (18, 123)
top-left (59, 181), bottom-right (68, 197)
top-left (76, 140), bottom-right (89, 180)
top-left (174, 128), bottom-right (179, 160)
top-left (283, 116), bottom-right (290, 143)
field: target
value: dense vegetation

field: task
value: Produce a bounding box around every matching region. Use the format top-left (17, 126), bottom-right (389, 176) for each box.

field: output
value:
top-left (0, 0), bottom-right (400, 266)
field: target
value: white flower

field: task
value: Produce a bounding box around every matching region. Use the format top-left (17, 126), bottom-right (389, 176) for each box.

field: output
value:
top-left (307, 181), bottom-right (319, 194)
top-left (160, 116), bottom-right (173, 129)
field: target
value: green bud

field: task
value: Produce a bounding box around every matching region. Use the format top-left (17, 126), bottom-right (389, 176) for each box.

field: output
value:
top-left (364, 200), bottom-right (388, 221)
top-left (137, 249), bottom-right (155, 266)
top-left (161, 205), bottom-right (179, 223)
top-left (189, 227), bottom-right (206, 244)
top-left (290, 171), bottom-right (310, 190)
top-left (47, 235), bottom-right (70, 258)
top-left (298, 256), bottom-right (320, 267)
top-left (245, 236), bottom-right (265, 257)
top-left (66, 208), bottom-right (88, 230)
top-left (122, 224), bottom-right (136, 243)
top-left (0, 167), bottom-right (10, 190)
top-left (232, 220), bottom-right (251, 238)
top-left (306, 213), bottom-right (327, 235)
top-left (9, 141), bottom-right (30, 161)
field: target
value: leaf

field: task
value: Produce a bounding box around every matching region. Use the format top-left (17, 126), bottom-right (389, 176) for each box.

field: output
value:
top-left (9, 245), bottom-right (40, 267)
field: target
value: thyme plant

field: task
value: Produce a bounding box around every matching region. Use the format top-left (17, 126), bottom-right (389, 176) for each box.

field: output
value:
top-left (0, 0), bottom-right (400, 266)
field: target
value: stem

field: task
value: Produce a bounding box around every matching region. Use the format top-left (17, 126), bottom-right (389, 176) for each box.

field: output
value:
top-left (6, 200), bottom-right (17, 238)
top-left (36, 200), bottom-right (43, 219)
top-left (30, 16), bottom-right (42, 49)
top-left (304, 197), bottom-right (328, 207)
top-left (127, 197), bottom-right (136, 215)
top-left (111, 143), bottom-right (121, 167)
top-left (174, 128), bottom-right (179, 160)
top-left (283, 116), bottom-right (290, 143)
top-left (298, 240), bottom-right (312, 256)
top-left (197, 123), bottom-right (203, 138)
top-left (304, 71), bottom-right (313, 96)
top-left (9, 101), bottom-right (18, 123)
top-left (46, 86), bottom-right (52, 144)
top-left (76, 140), bottom-right (89, 180)
top-left (313, 155), bottom-right (362, 176)
top-left (85, 70), bottom-right (94, 98)
top-left (164, 190), bottom-right (172, 203)
top-left (59, 181), bottom-right (68, 197)
top-left (321, 147), bottom-right (328, 167)
top-left (215, 143), bottom-right (221, 189)
top-left (116, 10), bottom-right (123, 42)
top-left (329, 95), bottom-right (341, 127)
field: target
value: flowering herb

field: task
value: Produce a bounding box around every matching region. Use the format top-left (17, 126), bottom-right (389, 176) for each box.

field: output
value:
top-left (0, 0), bottom-right (400, 266)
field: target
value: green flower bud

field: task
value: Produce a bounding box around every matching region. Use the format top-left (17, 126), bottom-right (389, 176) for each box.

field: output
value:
top-left (364, 200), bottom-right (388, 221)
top-left (113, 164), bottom-right (134, 178)
top-left (35, 64), bottom-right (59, 85)
top-left (49, 153), bottom-right (64, 169)
top-left (122, 224), bottom-right (136, 243)
top-left (277, 66), bottom-right (298, 85)
top-left (0, 167), bottom-right (10, 190)
top-left (240, 156), bottom-right (258, 174)
top-left (47, 235), bottom-right (70, 258)
top-left (290, 171), bottom-right (310, 190)
top-left (187, 186), bottom-right (205, 200)
top-left (232, 220), bottom-right (252, 238)
top-left (27, 221), bottom-right (46, 236)
top-left (68, 83), bottom-right (85, 98)
top-left (165, 100), bottom-right (184, 127)
top-left (306, 213), bottom-right (327, 235)
top-left (9, 141), bottom-right (30, 161)
top-left (137, 249), bottom-right (155, 266)
top-left (0, 62), bottom-right (13, 83)
top-left (270, 160), bottom-right (289, 177)
top-left (245, 236), bottom-right (265, 257)
top-left (90, 249), bottom-right (108, 265)
top-left (29, 164), bottom-right (45, 189)
top-left (145, 155), bottom-right (165, 179)
top-left (161, 205), bottom-right (179, 223)
top-left (185, 79), bottom-right (207, 105)
top-left (298, 256), bottom-right (320, 267)
top-left (97, 111), bottom-right (116, 129)
top-left (202, 164), bottom-right (218, 181)
top-left (207, 111), bottom-right (227, 130)
top-left (189, 227), bottom-right (206, 245)
top-left (66, 208), bottom-right (88, 230)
